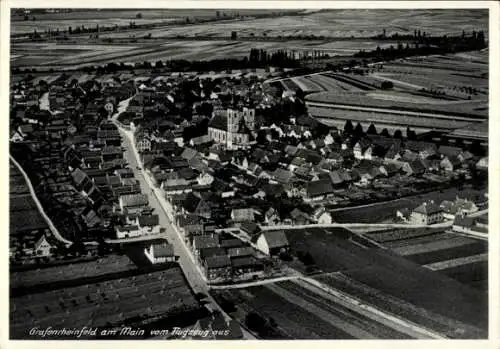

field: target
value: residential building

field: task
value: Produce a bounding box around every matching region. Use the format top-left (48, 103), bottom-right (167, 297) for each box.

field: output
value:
top-left (144, 242), bottom-right (176, 264)
top-left (410, 201), bottom-right (443, 225)
top-left (256, 230), bottom-right (290, 256)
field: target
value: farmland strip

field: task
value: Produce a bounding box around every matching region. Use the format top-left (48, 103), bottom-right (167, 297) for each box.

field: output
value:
top-left (424, 253), bottom-right (488, 271)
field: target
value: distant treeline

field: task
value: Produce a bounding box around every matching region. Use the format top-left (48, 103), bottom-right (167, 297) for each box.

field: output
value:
top-left (355, 30), bottom-right (487, 60)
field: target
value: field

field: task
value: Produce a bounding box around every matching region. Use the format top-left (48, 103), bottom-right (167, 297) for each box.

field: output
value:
top-left (9, 161), bottom-right (47, 234)
top-left (364, 227), bottom-right (488, 291)
top-left (315, 272), bottom-right (486, 338)
top-left (10, 254), bottom-right (137, 291)
top-left (10, 266), bottom-right (201, 339)
top-left (212, 279), bottom-right (413, 339)
top-left (302, 51), bottom-right (488, 132)
top-left (91, 9), bottom-right (488, 39)
top-left (11, 9), bottom-right (488, 69)
top-left (11, 9), bottom-right (286, 34)
top-left (276, 226), bottom-right (487, 337)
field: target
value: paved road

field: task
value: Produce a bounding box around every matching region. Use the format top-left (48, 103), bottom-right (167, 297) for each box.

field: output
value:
top-left (10, 155), bottom-right (73, 247)
top-left (111, 115), bottom-right (256, 339)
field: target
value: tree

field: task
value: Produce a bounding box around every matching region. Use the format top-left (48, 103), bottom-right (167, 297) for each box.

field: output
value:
top-left (367, 123), bottom-right (377, 135)
top-left (155, 60), bottom-right (164, 68)
top-left (381, 80), bottom-right (394, 89)
top-left (354, 122), bottom-right (364, 136)
top-left (256, 129), bottom-right (268, 144)
top-left (231, 31), bottom-right (237, 40)
top-left (381, 128), bottom-right (390, 137)
top-left (136, 12), bottom-right (142, 18)
top-left (394, 129), bottom-right (403, 139)
top-left (344, 120), bottom-right (354, 134)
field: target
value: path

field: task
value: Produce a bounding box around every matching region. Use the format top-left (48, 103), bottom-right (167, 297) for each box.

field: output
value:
top-left (10, 154), bottom-right (73, 246)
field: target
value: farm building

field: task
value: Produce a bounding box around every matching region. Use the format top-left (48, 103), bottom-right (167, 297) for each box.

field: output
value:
top-left (256, 230), bottom-right (290, 256)
top-left (452, 214), bottom-right (488, 238)
top-left (313, 207), bottom-right (333, 224)
top-left (231, 208), bottom-right (255, 223)
top-left (144, 242), bottom-right (176, 264)
top-left (410, 201), bottom-right (443, 225)
top-left (204, 255), bottom-right (232, 282)
top-left (119, 193), bottom-right (149, 214)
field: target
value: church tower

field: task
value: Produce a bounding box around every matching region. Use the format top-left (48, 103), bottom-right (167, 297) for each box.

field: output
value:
top-left (242, 107), bottom-right (255, 131)
top-left (227, 108), bottom-right (240, 133)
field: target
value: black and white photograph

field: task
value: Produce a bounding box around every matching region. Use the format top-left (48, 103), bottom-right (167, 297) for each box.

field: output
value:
top-left (4, 3), bottom-right (495, 342)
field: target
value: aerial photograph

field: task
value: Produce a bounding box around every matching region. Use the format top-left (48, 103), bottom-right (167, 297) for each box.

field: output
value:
top-left (8, 7), bottom-right (489, 340)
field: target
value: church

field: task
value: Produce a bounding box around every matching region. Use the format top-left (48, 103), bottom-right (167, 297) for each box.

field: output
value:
top-left (207, 107), bottom-right (256, 150)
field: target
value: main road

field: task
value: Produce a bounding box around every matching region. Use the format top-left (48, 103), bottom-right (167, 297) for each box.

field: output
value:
top-left (111, 114), bottom-right (256, 339)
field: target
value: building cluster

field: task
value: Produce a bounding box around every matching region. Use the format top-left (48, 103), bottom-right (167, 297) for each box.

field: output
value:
top-left (9, 68), bottom-right (488, 269)
top-left (10, 73), bottom-right (177, 264)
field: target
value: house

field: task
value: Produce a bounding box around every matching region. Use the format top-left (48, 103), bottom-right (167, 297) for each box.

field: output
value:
top-left (290, 208), bottom-right (311, 225)
top-left (144, 242), bottom-right (176, 264)
top-left (193, 235), bottom-right (220, 252)
top-left (438, 145), bottom-right (462, 158)
top-left (402, 160), bottom-right (426, 176)
top-left (231, 208), bottom-right (255, 223)
top-left (410, 201), bottom-right (443, 225)
top-left (119, 193), bottom-right (149, 215)
top-left (33, 235), bottom-right (53, 257)
top-left (256, 230), bottom-right (290, 256)
top-left (313, 207), bottom-right (333, 224)
top-left (136, 136), bottom-right (152, 153)
top-left (353, 139), bottom-right (372, 160)
top-left (405, 140), bottom-right (437, 159)
top-left (395, 208), bottom-right (412, 222)
top-left (440, 198), bottom-right (478, 220)
top-left (452, 214), bottom-right (488, 237)
top-left (476, 157), bottom-right (488, 171)
top-left (305, 179), bottom-right (334, 201)
top-left (231, 256), bottom-right (264, 280)
top-left (189, 134), bottom-right (212, 147)
top-left (116, 225), bottom-right (141, 239)
top-left (176, 214), bottom-right (204, 239)
top-left (135, 214), bottom-right (162, 235)
top-left (204, 255), bottom-right (232, 282)
top-left (264, 207), bottom-right (281, 226)
top-left (440, 156), bottom-right (461, 172)
top-left (181, 192), bottom-right (211, 219)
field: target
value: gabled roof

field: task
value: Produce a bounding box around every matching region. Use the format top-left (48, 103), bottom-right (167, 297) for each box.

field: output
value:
top-left (413, 201), bottom-right (442, 215)
top-left (150, 242), bottom-right (174, 258)
top-left (138, 214), bottom-right (159, 227)
top-left (307, 179), bottom-right (334, 198)
top-left (231, 256), bottom-right (263, 268)
top-left (208, 113), bottom-right (227, 131)
top-left (220, 238), bottom-right (245, 248)
top-left (119, 193), bottom-right (149, 207)
top-left (71, 168), bottom-right (88, 186)
top-left (438, 145), bottom-right (463, 158)
top-left (453, 214), bottom-right (476, 228)
top-left (272, 168), bottom-right (294, 184)
top-left (199, 247), bottom-right (227, 260)
top-left (261, 230), bottom-right (289, 249)
top-left (227, 246), bottom-right (254, 258)
top-left (205, 255), bottom-right (231, 269)
top-left (193, 235), bottom-right (220, 249)
top-left (182, 192), bottom-right (203, 213)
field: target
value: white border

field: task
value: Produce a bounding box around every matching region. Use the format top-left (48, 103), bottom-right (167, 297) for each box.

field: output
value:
top-left (1, 2), bottom-right (498, 349)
